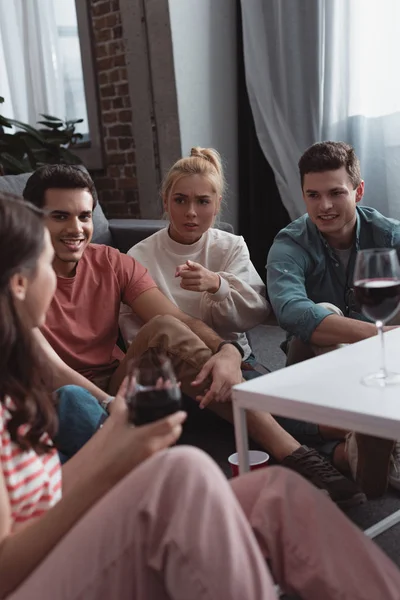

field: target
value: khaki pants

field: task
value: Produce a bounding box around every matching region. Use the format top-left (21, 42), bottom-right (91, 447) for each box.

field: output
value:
top-left (107, 314), bottom-right (213, 397)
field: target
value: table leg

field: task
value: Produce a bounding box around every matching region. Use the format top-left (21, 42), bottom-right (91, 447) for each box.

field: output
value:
top-left (364, 508), bottom-right (400, 539)
top-left (233, 403), bottom-right (250, 474)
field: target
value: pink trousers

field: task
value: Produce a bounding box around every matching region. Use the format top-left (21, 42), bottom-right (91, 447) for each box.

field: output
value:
top-left (8, 447), bottom-right (400, 600)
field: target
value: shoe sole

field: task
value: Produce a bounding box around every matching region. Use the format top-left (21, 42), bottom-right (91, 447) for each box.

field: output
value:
top-left (355, 435), bottom-right (394, 499)
top-left (335, 491), bottom-right (367, 510)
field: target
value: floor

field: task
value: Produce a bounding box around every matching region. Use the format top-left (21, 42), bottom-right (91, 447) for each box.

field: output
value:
top-left (180, 324), bottom-right (400, 567)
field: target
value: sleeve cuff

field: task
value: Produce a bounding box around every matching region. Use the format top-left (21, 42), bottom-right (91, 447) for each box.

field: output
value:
top-left (207, 275), bottom-right (230, 301)
top-left (297, 305), bottom-right (334, 343)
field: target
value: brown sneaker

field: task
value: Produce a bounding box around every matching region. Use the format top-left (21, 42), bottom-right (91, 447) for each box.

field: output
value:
top-left (282, 445), bottom-right (366, 509)
top-left (345, 432), bottom-right (394, 498)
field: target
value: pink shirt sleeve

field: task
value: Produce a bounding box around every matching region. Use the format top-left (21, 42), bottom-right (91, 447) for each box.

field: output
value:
top-left (111, 248), bottom-right (158, 307)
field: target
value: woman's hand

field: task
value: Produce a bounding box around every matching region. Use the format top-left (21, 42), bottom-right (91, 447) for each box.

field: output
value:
top-left (175, 260), bottom-right (221, 293)
top-left (97, 378), bottom-right (187, 483)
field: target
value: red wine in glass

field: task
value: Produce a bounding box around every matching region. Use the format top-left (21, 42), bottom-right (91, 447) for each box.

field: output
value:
top-left (127, 352), bottom-right (182, 425)
top-left (129, 387), bottom-right (181, 426)
top-left (353, 248), bottom-right (400, 387)
top-left (354, 278), bottom-right (400, 323)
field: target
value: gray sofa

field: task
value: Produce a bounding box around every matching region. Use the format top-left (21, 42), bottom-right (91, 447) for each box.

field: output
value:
top-left (0, 172), bottom-right (234, 253)
top-left (0, 172), bottom-right (171, 252)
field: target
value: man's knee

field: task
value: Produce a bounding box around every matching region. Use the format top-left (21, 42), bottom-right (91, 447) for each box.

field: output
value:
top-left (56, 385), bottom-right (100, 410)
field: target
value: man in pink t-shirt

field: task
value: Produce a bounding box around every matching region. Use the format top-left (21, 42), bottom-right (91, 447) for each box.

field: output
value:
top-left (22, 165), bottom-right (244, 408)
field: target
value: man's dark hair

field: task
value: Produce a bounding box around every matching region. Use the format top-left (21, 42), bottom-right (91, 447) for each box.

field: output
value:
top-left (298, 141), bottom-right (361, 189)
top-left (23, 164), bottom-right (98, 209)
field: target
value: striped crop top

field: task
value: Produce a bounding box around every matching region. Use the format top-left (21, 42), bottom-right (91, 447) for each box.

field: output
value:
top-left (0, 398), bottom-right (62, 528)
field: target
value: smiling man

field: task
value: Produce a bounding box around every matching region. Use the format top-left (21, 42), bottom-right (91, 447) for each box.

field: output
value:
top-left (267, 141), bottom-right (400, 497)
top-left (22, 165), bottom-right (246, 407)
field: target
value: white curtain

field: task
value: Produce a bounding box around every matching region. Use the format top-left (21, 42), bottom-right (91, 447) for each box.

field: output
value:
top-left (0, 0), bottom-right (65, 126)
top-left (241, 0), bottom-right (400, 221)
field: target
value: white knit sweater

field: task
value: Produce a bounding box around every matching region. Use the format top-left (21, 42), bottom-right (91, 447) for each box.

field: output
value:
top-left (119, 227), bottom-right (270, 359)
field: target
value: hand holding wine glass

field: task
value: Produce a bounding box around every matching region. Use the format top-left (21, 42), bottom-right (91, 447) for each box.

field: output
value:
top-left (126, 350), bottom-right (182, 425)
top-left (354, 248), bottom-right (400, 387)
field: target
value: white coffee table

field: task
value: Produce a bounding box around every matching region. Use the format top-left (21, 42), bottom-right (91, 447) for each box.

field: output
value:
top-left (232, 328), bottom-right (400, 539)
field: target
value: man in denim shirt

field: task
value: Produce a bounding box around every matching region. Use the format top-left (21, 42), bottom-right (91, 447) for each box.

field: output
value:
top-left (267, 141), bottom-right (400, 498)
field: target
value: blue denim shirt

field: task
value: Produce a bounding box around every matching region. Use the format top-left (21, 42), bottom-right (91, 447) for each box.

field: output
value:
top-left (266, 206), bottom-right (400, 343)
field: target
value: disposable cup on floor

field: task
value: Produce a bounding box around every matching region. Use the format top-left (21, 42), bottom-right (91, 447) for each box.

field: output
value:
top-left (228, 450), bottom-right (270, 477)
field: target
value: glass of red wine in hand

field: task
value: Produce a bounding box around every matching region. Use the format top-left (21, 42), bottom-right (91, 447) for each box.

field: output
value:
top-left (127, 350), bottom-right (182, 426)
top-left (354, 248), bottom-right (400, 387)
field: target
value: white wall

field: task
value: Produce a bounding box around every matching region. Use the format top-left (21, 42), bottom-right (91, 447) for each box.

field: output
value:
top-left (168, 0), bottom-right (238, 230)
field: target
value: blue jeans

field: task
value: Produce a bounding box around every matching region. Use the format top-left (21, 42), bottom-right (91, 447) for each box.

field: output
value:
top-left (55, 385), bottom-right (107, 464)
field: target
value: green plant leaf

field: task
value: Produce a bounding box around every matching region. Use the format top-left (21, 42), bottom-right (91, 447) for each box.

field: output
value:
top-left (0, 115), bottom-right (12, 128)
top-left (37, 120), bottom-right (63, 129)
top-left (58, 147), bottom-right (83, 164)
top-left (0, 152), bottom-right (28, 174)
top-left (40, 113), bottom-right (63, 122)
top-left (6, 119), bottom-right (47, 142)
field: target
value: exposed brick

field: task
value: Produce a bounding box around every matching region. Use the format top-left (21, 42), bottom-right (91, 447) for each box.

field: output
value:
top-left (124, 189), bottom-right (139, 204)
top-left (112, 97), bottom-right (123, 109)
top-left (116, 83), bottom-right (129, 96)
top-left (105, 138), bottom-right (118, 150)
top-left (119, 109), bottom-right (132, 123)
top-left (92, 1), bottom-right (111, 18)
top-left (109, 69), bottom-right (121, 83)
top-left (95, 28), bottom-right (112, 43)
top-left (101, 84), bottom-right (116, 98)
top-left (97, 56), bottom-right (114, 71)
top-left (113, 25), bottom-right (123, 39)
top-left (108, 165), bottom-right (121, 177)
top-left (109, 124), bottom-right (131, 137)
top-left (93, 15), bottom-right (107, 29)
top-left (119, 137), bottom-right (132, 150)
top-left (109, 40), bottom-right (124, 55)
top-left (106, 12), bottom-right (120, 27)
top-left (101, 98), bottom-right (112, 111)
top-left (103, 113), bottom-right (117, 126)
top-left (90, 0), bottom-right (140, 217)
top-left (117, 177), bottom-right (137, 189)
top-left (98, 72), bottom-right (109, 86)
top-left (96, 44), bottom-right (109, 59)
top-left (107, 152), bottom-right (127, 164)
top-left (124, 165), bottom-right (135, 177)
top-left (125, 151), bottom-right (136, 163)
top-left (114, 54), bottom-right (125, 67)
top-left (95, 177), bottom-right (117, 190)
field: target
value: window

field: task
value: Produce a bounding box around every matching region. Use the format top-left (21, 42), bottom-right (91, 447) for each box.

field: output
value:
top-left (0, 0), bottom-right (102, 169)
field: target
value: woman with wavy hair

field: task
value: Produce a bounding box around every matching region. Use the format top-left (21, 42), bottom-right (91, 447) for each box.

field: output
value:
top-left (0, 192), bottom-right (398, 600)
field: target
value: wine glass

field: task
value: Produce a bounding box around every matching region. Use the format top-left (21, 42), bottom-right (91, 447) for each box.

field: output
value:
top-left (353, 248), bottom-right (400, 387)
top-left (126, 350), bottom-right (182, 425)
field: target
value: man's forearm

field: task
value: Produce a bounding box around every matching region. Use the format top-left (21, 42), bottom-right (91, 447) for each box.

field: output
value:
top-left (32, 328), bottom-right (108, 402)
top-left (52, 364), bottom-right (109, 403)
top-left (310, 314), bottom-right (377, 346)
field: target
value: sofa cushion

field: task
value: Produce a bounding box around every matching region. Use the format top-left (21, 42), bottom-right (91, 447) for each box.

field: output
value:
top-left (0, 172), bottom-right (113, 246)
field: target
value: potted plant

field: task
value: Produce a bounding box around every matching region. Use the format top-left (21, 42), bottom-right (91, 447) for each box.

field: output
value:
top-left (0, 95), bottom-right (84, 175)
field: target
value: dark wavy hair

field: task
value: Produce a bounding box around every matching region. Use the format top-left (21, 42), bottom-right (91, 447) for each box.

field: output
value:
top-left (298, 141), bottom-right (361, 189)
top-left (22, 164), bottom-right (98, 209)
top-left (0, 192), bottom-right (58, 453)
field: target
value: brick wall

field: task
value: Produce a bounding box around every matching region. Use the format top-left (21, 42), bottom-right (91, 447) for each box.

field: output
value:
top-left (89, 0), bottom-right (139, 218)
